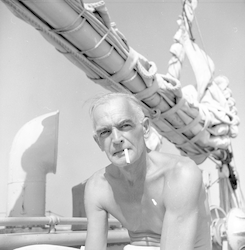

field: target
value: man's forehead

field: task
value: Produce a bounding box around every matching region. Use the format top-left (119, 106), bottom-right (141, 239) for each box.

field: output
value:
top-left (94, 109), bottom-right (135, 124)
top-left (94, 98), bottom-right (133, 115)
top-left (93, 99), bottom-right (136, 126)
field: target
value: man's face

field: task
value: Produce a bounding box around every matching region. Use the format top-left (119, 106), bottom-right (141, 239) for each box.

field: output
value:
top-left (93, 98), bottom-right (146, 167)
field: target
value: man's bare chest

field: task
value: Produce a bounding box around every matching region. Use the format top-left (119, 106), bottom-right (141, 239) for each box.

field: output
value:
top-left (105, 184), bottom-right (165, 233)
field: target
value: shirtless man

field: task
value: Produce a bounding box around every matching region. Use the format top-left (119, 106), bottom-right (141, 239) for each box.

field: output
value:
top-left (84, 92), bottom-right (211, 250)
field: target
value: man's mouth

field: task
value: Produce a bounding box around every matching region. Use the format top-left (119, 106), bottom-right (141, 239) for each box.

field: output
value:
top-left (113, 150), bottom-right (124, 156)
top-left (112, 149), bottom-right (130, 163)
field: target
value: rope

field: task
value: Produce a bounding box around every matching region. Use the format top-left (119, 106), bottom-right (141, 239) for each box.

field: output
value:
top-left (194, 16), bottom-right (214, 77)
top-left (3, 0), bottom-right (237, 165)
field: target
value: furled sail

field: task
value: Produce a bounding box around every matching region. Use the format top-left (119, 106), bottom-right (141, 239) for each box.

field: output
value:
top-left (2, 0), bottom-right (239, 164)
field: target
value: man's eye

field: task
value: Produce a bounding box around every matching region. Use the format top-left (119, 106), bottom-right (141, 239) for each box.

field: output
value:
top-left (121, 124), bottom-right (132, 130)
top-left (99, 130), bottom-right (110, 138)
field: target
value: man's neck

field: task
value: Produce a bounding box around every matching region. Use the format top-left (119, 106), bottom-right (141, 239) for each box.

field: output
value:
top-left (115, 149), bottom-right (151, 185)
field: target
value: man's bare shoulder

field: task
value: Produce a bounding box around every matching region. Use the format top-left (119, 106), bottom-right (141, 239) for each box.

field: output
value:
top-left (158, 153), bottom-right (203, 209)
top-left (148, 151), bottom-right (202, 193)
top-left (148, 151), bottom-right (202, 196)
top-left (86, 168), bottom-right (107, 191)
top-left (84, 167), bottom-right (113, 212)
top-left (173, 156), bottom-right (201, 183)
top-left (149, 150), bottom-right (197, 172)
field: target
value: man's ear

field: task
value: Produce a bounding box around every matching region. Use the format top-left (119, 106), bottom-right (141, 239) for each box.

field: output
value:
top-left (93, 135), bottom-right (104, 151)
top-left (142, 117), bottom-right (150, 136)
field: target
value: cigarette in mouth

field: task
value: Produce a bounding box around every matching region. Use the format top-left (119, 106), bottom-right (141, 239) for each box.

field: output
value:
top-left (124, 148), bottom-right (130, 164)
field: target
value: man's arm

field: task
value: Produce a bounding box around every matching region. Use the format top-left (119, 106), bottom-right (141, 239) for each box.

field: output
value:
top-left (84, 177), bottom-right (108, 250)
top-left (160, 159), bottom-right (203, 250)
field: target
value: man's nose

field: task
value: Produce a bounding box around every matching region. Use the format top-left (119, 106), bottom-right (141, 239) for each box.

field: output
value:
top-left (111, 127), bottom-right (124, 144)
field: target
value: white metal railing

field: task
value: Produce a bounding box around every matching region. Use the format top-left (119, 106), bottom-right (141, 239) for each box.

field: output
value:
top-left (0, 216), bottom-right (121, 228)
top-left (0, 216), bottom-right (129, 250)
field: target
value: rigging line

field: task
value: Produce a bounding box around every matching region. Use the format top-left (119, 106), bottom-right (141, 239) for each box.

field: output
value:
top-left (206, 177), bottom-right (220, 190)
top-left (194, 15), bottom-right (214, 77)
top-left (230, 143), bottom-right (245, 206)
top-left (208, 155), bottom-right (222, 167)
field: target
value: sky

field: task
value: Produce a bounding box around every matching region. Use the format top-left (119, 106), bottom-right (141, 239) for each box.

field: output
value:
top-left (0, 0), bottom-right (245, 217)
